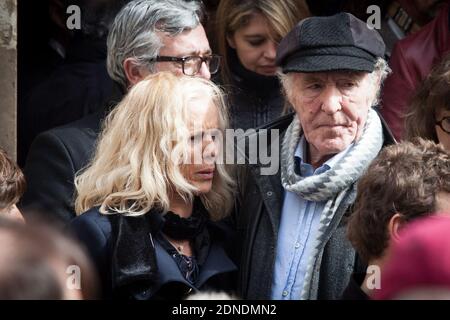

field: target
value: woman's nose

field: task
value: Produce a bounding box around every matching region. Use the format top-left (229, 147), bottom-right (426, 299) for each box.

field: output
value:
top-left (202, 135), bottom-right (218, 161)
top-left (264, 41), bottom-right (277, 61)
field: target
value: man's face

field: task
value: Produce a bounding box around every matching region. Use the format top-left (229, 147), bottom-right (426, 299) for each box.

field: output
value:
top-left (155, 25), bottom-right (212, 80)
top-left (287, 71), bottom-right (377, 164)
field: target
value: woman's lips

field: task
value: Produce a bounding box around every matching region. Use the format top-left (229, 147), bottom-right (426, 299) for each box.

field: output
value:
top-left (196, 169), bottom-right (214, 180)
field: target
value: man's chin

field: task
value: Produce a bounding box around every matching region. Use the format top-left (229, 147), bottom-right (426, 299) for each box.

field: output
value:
top-left (317, 138), bottom-right (354, 154)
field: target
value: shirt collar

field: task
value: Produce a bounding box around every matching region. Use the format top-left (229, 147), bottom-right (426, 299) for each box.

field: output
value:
top-left (295, 135), bottom-right (355, 176)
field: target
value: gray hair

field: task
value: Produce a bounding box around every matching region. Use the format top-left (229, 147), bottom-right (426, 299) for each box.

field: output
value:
top-left (370, 58), bottom-right (391, 106)
top-left (106, 0), bottom-right (204, 88)
top-left (279, 57), bottom-right (391, 108)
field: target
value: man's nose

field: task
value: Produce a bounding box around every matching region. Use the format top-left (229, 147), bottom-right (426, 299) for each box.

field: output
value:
top-left (198, 61), bottom-right (211, 80)
top-left (320, 85), bottom-right (342, 114)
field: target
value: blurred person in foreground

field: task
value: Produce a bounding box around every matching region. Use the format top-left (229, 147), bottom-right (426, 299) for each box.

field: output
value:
top-left (373, 215), bottom-right (450, 300)
top-left (0, 218), bottom-right (98, 299)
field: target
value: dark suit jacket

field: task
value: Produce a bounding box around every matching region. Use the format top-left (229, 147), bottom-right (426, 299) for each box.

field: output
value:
top-left (20, 84), bottom-right (124, 225)
top-left (18, 36), bottom-right (113, 166)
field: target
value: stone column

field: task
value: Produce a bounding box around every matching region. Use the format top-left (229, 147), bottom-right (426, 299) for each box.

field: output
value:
top-left (0, 0), bottom-right (17, 159)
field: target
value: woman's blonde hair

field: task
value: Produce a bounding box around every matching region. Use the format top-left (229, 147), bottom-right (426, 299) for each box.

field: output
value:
top-left (215, 0), bottom-right (310, 85)
top-left (75, 72), bottom-right (234, 220)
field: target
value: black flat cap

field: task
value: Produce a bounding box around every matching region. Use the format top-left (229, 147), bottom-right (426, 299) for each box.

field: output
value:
top-left (276, 12), bottom-right (386, 73)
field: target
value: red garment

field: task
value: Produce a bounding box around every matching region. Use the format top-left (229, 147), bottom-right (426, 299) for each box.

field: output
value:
top-left (380, 3), bottom-right (450, 141)
top-left (373, 215), bottom-right (450, 300)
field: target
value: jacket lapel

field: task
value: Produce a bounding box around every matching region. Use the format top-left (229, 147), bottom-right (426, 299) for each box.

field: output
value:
top-left (109, 211), bottom-right (236, 296)
top-left (110, 213), bottom-right (160, 289)
top-left (248, 126), bottom-right (287, 235)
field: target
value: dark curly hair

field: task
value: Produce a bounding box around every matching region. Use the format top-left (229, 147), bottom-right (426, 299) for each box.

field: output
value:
top-left (347, 138), bottom-right (450, 263)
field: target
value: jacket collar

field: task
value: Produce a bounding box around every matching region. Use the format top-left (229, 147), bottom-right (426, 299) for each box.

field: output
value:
top-left (244, 113), bottom-right (293, 234)
top-left (109, 211), bottom-right (236, 294)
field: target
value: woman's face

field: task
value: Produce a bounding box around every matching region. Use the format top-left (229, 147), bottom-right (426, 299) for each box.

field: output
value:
top-left (227, 12), bottom-right (278, 76)
top-left (181, 96), bottom-right (221, 194)
top-left (436, 108), bottom-right (450, 151)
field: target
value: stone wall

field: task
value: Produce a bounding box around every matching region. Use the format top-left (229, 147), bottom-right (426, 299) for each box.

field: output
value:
top-left (0, 0), bottom-right (17, 159)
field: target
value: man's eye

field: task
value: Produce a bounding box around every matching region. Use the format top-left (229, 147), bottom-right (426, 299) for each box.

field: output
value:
top-left (338, 80), bottom-right (357, 89)
top-left (307, 84), bottom-right (322, 90)
top-left (343, 82), bottom-right (355, 88)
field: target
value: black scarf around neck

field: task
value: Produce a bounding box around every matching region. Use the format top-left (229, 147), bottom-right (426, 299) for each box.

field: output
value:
top-left (161, 198), bottom-right (208, 240)
top-left (110, 198), bottom-right (210, 289)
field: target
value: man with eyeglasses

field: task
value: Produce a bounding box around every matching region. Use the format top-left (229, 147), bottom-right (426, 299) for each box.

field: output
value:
top-left (21, 0), bottom-right (219, 225)
top-left (149, 55), bottom-right (221, 78)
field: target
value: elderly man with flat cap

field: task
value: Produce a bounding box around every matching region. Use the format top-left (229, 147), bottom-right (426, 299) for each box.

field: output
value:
top-left (233, 12), bottom-right (395, 300)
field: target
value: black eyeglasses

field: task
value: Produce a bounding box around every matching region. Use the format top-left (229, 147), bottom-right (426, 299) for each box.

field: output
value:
top-left (436, 116), bottom-right (450, 134)
top-left (149, 54), bottom-right (221, 76)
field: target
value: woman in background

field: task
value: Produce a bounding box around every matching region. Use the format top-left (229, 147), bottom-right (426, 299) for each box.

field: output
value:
top-left (71, 72), bottom-right (236, 299)
top-left (405, 53), bottom-right (450, 150)
top-left (215, 0), bottom-right (310, 130)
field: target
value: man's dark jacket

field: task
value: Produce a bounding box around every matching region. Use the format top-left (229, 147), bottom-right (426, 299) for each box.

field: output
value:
top-left (20, 83), bottom-right (124, 225)
top-left (233, 111), bottom-right (395, 300)
top-left (19, 36), bottom-right (113, 166)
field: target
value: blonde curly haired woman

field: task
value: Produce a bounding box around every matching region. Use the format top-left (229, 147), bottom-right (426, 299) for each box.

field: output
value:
top-left (70, 72), bottom-right (236, 299)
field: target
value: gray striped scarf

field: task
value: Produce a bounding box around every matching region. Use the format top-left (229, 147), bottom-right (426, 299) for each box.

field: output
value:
top-left (280, 108), bottom-right (384, 299)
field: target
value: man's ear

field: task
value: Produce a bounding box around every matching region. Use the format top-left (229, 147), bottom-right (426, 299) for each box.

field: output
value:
top-left (388, 213), bottom-right (404, 241)
top-left (123, 58), bottom-right (150, 88)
